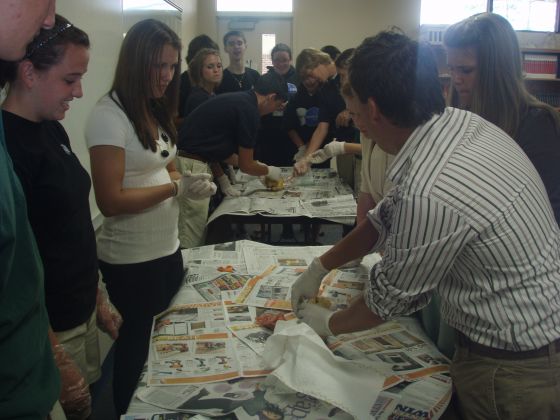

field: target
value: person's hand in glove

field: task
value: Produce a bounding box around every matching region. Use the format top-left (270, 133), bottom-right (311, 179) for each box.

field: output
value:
top-left (298, 302), bottom-right (334, 337)
top-left (265, 165), bottom-right (281, 181)
top-left (53, 344), bottom-right (92, 420)
top-left (308, 140), bottom-right (346, 164)
top-left (226, 164), bottom-right (237, 184)
top-left (175, 171), bottom-right (217, 200)
top-left (293, 145), bottom-right (307, 162)
top-left (290, 257), bottom-right (329, 314)
top-left (217, 174), bottom-right (241, 197)
top-left (96, 288), bottom-right (122, 340)
top-left (293, 159), bottom-right (311, 176)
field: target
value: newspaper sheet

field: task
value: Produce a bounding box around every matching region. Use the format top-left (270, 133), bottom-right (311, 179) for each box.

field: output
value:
top-left (300, 194), bottom-right (357, 219)
top-left (327, 319), bottom-right (450, 383)
top-left (122, 414), bottom-right (208, 419)
top-left (131, 241), bottom-right (451, 418)
top-left (181, 241), bottom-right (248, 268)
top-left (316, 268), bottom-right (370, 311)
top-left (242, 244), bottom-right (331, 274)
top-left (207, 197), bottom-right (306, 224)
top-left (136, 376), bottom-right (351, 419)
top-left (234, 265), bottom-right (301, 311)
top-left (189, 273), bottom-right (252, 302)
top-left (148, 303), bottom-right (271, 386)
top-left (208, 168), bottom-right (356, 224)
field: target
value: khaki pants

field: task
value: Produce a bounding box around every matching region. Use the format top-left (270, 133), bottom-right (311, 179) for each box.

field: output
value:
top-left (451, 344), bottom-right (560, 419)
top-left (54, 310), bottom-right (101, 384)
top-left (335, 153), bottom-right (355, 190)
top-left (353, 156), bottom-right (362, 195)
top-left (48, 401), bottom-right (67, 420)
top-left (176, 156), bottom-right (212, 249)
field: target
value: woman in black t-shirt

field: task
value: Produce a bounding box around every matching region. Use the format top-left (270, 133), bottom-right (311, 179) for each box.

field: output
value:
top-left (1, 14), bottom-right (122, 418)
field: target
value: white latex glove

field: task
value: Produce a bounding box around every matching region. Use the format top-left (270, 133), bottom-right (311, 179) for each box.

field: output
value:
top-left (309, 141), bottom-right (346, 164)
top-left (177, 171), bottom-right (217, 200)
top-left (293, 145), bottom-right (307, 162)
top-left (226, 165), bottom-right (237, 185)
top-left (217, 174), bottom-right (241, 197)
top-left (265, 165), bottom-right (282, 182)
top-left (290, 257), bottom-right (329, 313)
top-left (299, 302), bottom-right (334, 337)
top-left (293, 159), bottom-right (311, 176)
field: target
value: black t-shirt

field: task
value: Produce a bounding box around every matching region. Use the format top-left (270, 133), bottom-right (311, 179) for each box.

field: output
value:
top-left (255, 67), bottom-right (298, 166)
top-left (284, 84), bottom-right (324, 145)
top-left (178, 91), bottom-right (260, 162)
top-left (184, 87), bottom-right (213, 118)
top-left (516, 106), bottom-right (560, 224)
top-left (178, 70), bottom-right (192, 118)
top-left (320, 78), bottom-right (356, 141)
top-left (2, 111), bottom-right (98, 331)
top-left (216, 67), bottom-right (261, 94)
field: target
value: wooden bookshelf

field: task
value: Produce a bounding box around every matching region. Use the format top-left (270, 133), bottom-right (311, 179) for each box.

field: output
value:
top-left (430, 45), bottom-right (560, 108)
top-left (521, 48), bottom-right (560, 108)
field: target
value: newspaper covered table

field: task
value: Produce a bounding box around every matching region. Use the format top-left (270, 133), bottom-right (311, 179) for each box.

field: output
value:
top-left (207, 168), bottom-right (356, 226)
top-left (125, 240), bottom-right (452, 419)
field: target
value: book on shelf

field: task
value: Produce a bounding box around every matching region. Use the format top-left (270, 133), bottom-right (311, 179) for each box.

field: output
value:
top-left (523, 53), bottom-right (558, 79)
top-left (535, 92), bottom-right (560, 108)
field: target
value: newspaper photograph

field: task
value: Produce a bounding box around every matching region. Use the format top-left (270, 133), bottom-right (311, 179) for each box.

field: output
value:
top-left (136, 376), bottom-right (352, 419)
top-left (327, 320), bottom-right (450, 383)
top-left (228, 323), bottom-right (272, 355)
top-left (152, 303), bottom-right (227, 338)
top-left (182, 263), bottom-right (248, 287)
top-left (234, 265), bottom-right (301, 311)
top-left (149, 332), bottom-right (242, 385)
top-left (316, 268), bottom-right (369, 311)
top-left (222, 302), bottom-right (256, 325)
top-left (190, 273), bottom-right (252, 302)
top-left (301, 194), bottom-right (357, 219)
top-left (369, 373), bottom-right (452, 420)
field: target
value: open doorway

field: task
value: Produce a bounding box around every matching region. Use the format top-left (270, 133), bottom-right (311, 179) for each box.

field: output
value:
top-left (217, 17), bottom-right (292, 75)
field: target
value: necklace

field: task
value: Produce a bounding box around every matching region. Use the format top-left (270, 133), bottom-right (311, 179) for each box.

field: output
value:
top-left (231, 72), bottom-right (245, 89)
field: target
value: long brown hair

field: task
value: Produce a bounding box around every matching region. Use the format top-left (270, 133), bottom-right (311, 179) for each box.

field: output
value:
top-left (444, 12), bottom-right (560, 138)
top-left (111, 19), bottom-right (181, 150)
top-left (188, 48), bottom-right (221, 89)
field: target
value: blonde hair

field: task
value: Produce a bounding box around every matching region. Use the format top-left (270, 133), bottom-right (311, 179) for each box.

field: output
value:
top-left (295, 48), bottom-right (332, 79)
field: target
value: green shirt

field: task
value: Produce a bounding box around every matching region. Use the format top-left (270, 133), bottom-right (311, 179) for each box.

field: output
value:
top-left (0, 115), bottom-right (60, 418)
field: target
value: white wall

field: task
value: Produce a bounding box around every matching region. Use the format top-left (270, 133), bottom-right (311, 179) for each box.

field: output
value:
top-left (292, 0), bottom-right (421, 53)
top-left (194, 0), bottom-right (422, 55)
top-left (57, 0), bottom-right (123, 224)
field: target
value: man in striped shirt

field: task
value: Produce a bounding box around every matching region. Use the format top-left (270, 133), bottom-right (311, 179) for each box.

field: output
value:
top-left (291, 31), bottom-right (560, 419)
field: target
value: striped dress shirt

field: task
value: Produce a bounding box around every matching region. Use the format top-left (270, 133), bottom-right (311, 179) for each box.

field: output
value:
top-left (365, 107), bottom-right (560, 351)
